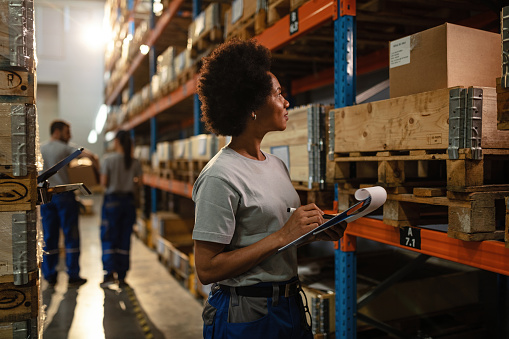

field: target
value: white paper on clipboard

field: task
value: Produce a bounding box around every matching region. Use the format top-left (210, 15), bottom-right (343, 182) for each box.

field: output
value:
top-left (277, 186), bottom-right (387, 253)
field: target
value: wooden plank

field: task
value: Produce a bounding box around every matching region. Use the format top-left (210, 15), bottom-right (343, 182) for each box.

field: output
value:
top-left (496, 77), bottom-right (509, 130)
top-left (413, 187), bottom-right (447, 197)
top-left (481, 87), bottom-right (509, 148)
top-left (333, 86), bottom-right (509, 154)
top-left (334, 87), bottom-right (451, 153)
top-left (262, 105), bottom-right (309, 146)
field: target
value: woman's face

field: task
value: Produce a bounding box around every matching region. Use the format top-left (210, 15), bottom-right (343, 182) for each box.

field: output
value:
top-left (256, 72), bottom-right (290, 133)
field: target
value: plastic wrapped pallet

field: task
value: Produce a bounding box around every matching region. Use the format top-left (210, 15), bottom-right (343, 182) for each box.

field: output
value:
top-left (0, 103), bottom-right (37, 177)
top-left (173, 138), bottom-right (190, 159)
top-left (0, 0), bottom-right (35, 71)
top-left (189, 134), bottom-right (220, 161)
top-left (156, 141), bottom-right (173, 162)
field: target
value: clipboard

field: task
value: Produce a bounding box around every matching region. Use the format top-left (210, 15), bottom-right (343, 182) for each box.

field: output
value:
top-left (277, 186), bottom-right (387, 253)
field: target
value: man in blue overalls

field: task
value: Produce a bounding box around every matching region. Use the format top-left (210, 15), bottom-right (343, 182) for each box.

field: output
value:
top-left (40, 120), bottom-right (98, 287)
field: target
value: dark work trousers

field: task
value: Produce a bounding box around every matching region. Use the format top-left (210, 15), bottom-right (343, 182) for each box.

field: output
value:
top-left (41, 191), bottom-right (81, 281)
top-left (202, 279), bottom-right (313, 339)
top-left (100, 193), bottom-right (136, 280)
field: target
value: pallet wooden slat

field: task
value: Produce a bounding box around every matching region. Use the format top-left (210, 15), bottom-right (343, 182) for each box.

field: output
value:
top-left (332, 87), bottom-right (509, 154)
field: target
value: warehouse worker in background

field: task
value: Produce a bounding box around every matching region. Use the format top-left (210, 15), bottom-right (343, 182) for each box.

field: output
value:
top-left (192, 38), bottom-right (348, 339)
top-left (99, 130), bottom-right (142, 287)
top-left (40, 120), bottom-right (99, 287)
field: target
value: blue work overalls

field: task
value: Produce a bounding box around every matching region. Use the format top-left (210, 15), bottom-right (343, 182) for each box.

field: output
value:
top-left (202, 279), bottom-right (313, 339)
top-left (41, 191), bottom-right (81, 281)
top-left (100, 193), bottom-right (136, 280)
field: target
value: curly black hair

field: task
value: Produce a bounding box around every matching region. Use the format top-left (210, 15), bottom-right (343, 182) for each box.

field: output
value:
top-left (197, 38), bottom-right (272, 136)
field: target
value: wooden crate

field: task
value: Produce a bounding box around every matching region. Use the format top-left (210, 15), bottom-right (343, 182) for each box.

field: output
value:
top-left (225, 0), bottom-right (266, 40)
top-left (331, 87), bottom-right (509, 155)
top-left (0, 103), bottom-right (37, 177)
top-left (0, 270), bottom-right (39, 323)
top-left (0, 0), bottom-right (35, 70)
top-left (262, 104), bottom-right (333, 189)
top-left (0, 210), bottom-right (38, 279)
top-left (189, 3), bottom-right (229, 56)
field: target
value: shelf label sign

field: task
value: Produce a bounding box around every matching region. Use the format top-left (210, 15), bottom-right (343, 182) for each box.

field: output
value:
top-left (399, 226), bottom-right (421, 249)
top-left (290, 9), bottom-right (299, 35)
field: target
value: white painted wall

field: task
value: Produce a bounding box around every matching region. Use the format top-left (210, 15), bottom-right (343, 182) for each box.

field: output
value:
top-left (35, 0), bottom-right (106, 156)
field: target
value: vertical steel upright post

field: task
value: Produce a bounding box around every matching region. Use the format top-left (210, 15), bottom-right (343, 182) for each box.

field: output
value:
top-left (334, 1), bottom-right (357, 338)
top-left (193, 0), bottom-right (205, 135)
top-left (149, 0), bottom-right (157, 214)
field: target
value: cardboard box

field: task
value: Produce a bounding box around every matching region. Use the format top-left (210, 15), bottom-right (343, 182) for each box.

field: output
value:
top-left (389, 23), bottom-right (501, 98)
top-left (67, 157), bottom-right (99, 189)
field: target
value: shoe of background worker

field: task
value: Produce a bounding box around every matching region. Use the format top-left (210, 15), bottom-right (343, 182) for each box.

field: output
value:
top-left (100, 274), bottom-right (116, 288)
top-left (68, 277), bottom-right (87, 287)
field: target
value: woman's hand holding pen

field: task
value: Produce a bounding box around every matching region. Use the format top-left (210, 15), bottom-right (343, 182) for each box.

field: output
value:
top-left (284, 204), bottom-right (347, 243)
top-left (278, 203), bottom-right (325, 245)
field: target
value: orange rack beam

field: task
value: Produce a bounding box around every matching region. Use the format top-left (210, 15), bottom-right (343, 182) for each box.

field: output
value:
top-left (256, 0), bottom-right (337, 51)
top-left (142, 173), bottom-right (193, 199)
top-left (106, 0), bottom-right (185, 105)
top-left (342, 217), bottom-right (509, 276)
top-left (120, 75), bottom-right (197, 131)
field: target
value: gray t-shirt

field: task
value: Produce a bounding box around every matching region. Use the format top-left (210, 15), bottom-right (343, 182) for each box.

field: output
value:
top-left (40, 140), bottom-right (78, 186)
top-left (192, 147), bottom-right (301, 286)
top-left (100, 152), bottom-right (142, 195)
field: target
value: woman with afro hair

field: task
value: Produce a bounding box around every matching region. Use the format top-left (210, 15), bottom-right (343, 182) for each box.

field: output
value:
top-left (192, 38), bottom-right (346, 339)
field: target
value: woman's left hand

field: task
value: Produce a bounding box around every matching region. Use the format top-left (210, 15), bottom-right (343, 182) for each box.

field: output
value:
top-left (313, 221), bottom-right (347, 241)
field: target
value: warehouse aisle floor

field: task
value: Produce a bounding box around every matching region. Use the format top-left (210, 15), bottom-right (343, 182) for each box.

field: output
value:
top-left (42, 194), bottom-right (204, 339)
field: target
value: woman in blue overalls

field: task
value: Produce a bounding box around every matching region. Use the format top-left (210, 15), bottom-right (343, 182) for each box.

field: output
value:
top-left (192, 39), bottom-right (348, 338)
top-left (99, 130), bottom-right (142, 286)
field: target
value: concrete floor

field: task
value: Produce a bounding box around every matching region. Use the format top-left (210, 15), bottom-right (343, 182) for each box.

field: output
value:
top-left (42, 194), bottom-right (204, 339)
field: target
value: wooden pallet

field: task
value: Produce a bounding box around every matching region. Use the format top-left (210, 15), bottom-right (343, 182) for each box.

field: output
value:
top-left (175, 63), bottom-right (198, 89)
top-left (333, 148), bottom-right (509, 192)
top-left (190, 27), bottom-right (223, 57)
top-left (267, 0), bottom-right (291, 27)
top-left (338, 185), bottom-right (508, 243)
top-left (226, 11), bottom-right (266, 40)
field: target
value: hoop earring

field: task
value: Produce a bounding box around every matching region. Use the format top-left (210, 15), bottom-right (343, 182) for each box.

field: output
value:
top-left (252, 114), bottom-right (257, 121)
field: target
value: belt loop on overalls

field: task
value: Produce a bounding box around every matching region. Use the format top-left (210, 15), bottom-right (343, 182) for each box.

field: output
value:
top-left (272, 283), bottom-right (279, 306)
top-left (230, 287), bottom-right (239, 306)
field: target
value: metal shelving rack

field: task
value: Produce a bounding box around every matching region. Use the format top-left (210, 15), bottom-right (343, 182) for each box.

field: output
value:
top-left (104, 0), bottom-right (509, 337)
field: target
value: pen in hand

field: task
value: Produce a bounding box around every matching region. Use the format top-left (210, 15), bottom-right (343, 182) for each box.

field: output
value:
top-left (287, 207), bottom-right (335, 219)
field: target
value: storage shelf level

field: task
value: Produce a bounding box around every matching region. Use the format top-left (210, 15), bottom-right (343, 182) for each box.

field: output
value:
top-left (342, 217), bottom-right (509, 276)
top-left (142, 173), bottom-right (193, 199)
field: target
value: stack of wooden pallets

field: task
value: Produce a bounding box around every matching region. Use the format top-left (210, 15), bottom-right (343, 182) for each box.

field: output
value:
top-left (329, 23), bottom-right (509, 245)
top-left (0, 0), bottom-right (42, 337)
